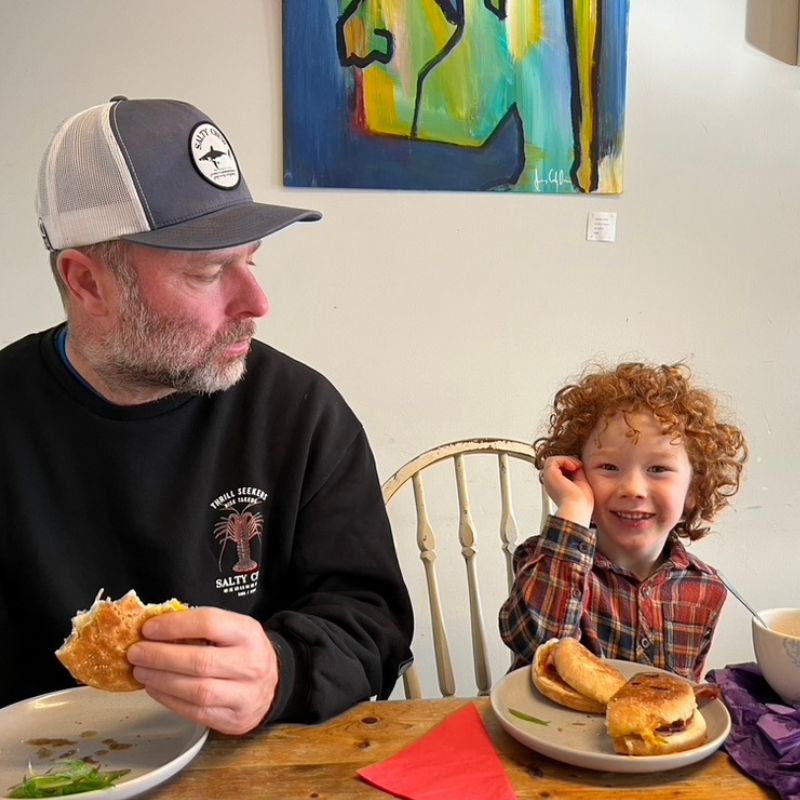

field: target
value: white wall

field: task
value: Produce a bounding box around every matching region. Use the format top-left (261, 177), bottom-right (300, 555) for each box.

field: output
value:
top-left (2, 1), bottom-right (798, 697)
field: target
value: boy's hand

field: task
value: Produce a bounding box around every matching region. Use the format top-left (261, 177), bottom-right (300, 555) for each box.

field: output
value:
top-left (540, 456), bottom-right (594, 527)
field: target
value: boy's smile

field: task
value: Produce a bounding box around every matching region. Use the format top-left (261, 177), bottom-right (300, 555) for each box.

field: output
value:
top-left (581, 411), bottom-right (693, 578)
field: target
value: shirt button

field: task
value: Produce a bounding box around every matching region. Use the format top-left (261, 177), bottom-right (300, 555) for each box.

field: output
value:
top-left (577, 542), bottom-right (589, 553)
top-left (641, 587), bottom-right (651, 598)
top-left (640, 637), bottom-right (650, 649)
top-left (572, 588), bottom-right (581, 598)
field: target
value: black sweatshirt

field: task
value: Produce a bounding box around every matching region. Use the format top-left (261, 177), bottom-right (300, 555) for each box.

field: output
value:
top-left (0, 327), bottom-right (413, 719)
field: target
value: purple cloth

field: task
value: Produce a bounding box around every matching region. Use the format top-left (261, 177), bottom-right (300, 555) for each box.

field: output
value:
top-left (708, 663), bottom-right (800, 799)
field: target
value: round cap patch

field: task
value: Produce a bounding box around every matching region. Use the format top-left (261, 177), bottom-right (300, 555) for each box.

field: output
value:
top-left (189, 122), bottom-right (240, 189)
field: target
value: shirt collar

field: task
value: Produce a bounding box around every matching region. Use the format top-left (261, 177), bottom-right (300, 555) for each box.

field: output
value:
top-left (594, 533), bottom-right (715, 577)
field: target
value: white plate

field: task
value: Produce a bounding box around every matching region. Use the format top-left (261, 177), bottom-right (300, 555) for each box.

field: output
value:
top-left (490, 660), bottom-right (731, 773)
top-left (0, 687), bottom-right (208, 799)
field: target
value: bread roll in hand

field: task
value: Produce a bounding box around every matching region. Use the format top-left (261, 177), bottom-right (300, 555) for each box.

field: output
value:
top-left (56, 589), bottom-right (187, 692)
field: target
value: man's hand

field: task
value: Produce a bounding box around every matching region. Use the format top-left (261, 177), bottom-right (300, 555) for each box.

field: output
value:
top-left (540, 455), bottom-right (594, 528)
top-left (127, 607), bottom-right (279, 735)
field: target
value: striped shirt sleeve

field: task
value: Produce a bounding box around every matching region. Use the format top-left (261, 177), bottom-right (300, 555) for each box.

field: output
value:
top-left (498, 515), bottom-right (596, 665)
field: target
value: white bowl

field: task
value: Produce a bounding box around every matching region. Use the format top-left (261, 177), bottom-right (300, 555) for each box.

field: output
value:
top-left (752, 608), bottom-right (800, 705)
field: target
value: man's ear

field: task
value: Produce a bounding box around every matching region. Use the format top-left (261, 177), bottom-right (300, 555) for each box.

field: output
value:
top-left (57, 249), bottom-right (115, 317)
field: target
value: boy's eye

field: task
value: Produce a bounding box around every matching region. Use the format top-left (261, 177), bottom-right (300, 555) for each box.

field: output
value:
top-left (649, 465), bottom-right (670, 473)
top-left (598, 463), bottom-right (618, 472)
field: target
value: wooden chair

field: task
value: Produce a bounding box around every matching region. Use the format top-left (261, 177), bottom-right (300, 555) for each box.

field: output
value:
top-left (382, 438), bottom-right (552, 699)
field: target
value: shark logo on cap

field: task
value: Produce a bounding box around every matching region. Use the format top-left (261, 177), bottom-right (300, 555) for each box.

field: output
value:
top-left (190, 122), bottom-right (240, 189)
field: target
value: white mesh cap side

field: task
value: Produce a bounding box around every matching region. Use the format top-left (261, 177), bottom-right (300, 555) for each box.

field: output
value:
top-left (36, 103), bottom-right (150, 250)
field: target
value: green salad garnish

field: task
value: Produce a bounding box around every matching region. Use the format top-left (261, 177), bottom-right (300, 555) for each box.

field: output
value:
top-left (508, 707), bottom-right (550, 725)
top-left (7, 759), bottom-right (130, 797)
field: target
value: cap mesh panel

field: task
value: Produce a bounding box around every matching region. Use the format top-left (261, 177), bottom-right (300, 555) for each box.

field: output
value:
top-left (37, 105), bottom-right (149, 249)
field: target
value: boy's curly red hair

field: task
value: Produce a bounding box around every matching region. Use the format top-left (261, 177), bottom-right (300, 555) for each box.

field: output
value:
top-left (534, 362), bottom-right (747, 540)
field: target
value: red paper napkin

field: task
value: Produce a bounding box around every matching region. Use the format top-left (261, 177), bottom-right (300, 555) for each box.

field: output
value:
top-left (358, 703), bottom-right (517, 800)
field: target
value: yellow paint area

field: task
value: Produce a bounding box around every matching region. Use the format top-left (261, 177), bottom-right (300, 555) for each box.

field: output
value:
top-left (507, 0), bottom-right (545, 62)
top-left (571, 0), bottom-right (598, 191)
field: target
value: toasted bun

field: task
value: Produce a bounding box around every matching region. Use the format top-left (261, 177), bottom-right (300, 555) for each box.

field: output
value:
top-left (56, 589), bottom-right (187, 692)
top-left (531, 638), bottom-right (623, 714)
top-left (553, 637), bottom-right (627, 704)
top-left (606, 671), bottom-right (707, 755)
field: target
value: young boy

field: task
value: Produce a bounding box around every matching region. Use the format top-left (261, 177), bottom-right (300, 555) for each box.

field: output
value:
top-left (499, 362), bottom-right (747, 682)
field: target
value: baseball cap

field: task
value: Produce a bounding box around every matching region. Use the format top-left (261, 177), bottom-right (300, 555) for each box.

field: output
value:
top-left (36, 96), bottom-right (321, 252)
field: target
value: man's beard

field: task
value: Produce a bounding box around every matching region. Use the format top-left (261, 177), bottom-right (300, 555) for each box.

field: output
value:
top-left (86, 282), bottom-right (255, 396)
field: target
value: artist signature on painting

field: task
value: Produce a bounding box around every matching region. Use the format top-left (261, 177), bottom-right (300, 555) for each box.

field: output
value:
top-left (532, 169), bottom-right (573, 191)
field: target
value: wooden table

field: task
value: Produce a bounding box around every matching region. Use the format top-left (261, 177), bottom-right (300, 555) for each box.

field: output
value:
top-left (147, 698), bottom-right (776, 799)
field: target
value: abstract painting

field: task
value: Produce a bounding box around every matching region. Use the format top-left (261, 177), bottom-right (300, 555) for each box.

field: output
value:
top-left (283, 1), bottom-right (630, 194)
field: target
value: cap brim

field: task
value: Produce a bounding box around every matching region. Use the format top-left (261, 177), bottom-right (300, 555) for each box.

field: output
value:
top-left (120, 202), bottom-right (321, 251)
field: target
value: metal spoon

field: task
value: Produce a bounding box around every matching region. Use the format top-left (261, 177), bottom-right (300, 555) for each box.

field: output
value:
top-left (717, 570), bottom-right (770, 629)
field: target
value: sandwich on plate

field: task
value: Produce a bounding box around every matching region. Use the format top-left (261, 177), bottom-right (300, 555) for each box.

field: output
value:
top-left (605, 671), bottom-right (708, 755)
top-left (531, 637), bottom-right (627, 714)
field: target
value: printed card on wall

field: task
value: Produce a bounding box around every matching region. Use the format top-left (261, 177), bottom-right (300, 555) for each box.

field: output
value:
top-left (283, 1), bottom-right (630, 195)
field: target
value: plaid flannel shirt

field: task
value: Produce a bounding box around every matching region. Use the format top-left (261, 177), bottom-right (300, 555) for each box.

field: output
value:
top-left (498, 515), bottom-right (727, 682)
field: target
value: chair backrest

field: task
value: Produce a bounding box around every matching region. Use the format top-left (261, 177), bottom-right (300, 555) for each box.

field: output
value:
top-left (382, 438), bottom-right (552, 699)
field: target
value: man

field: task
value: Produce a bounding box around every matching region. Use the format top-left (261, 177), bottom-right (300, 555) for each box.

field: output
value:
top-left (0, 97), bottom-right (413, 733)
